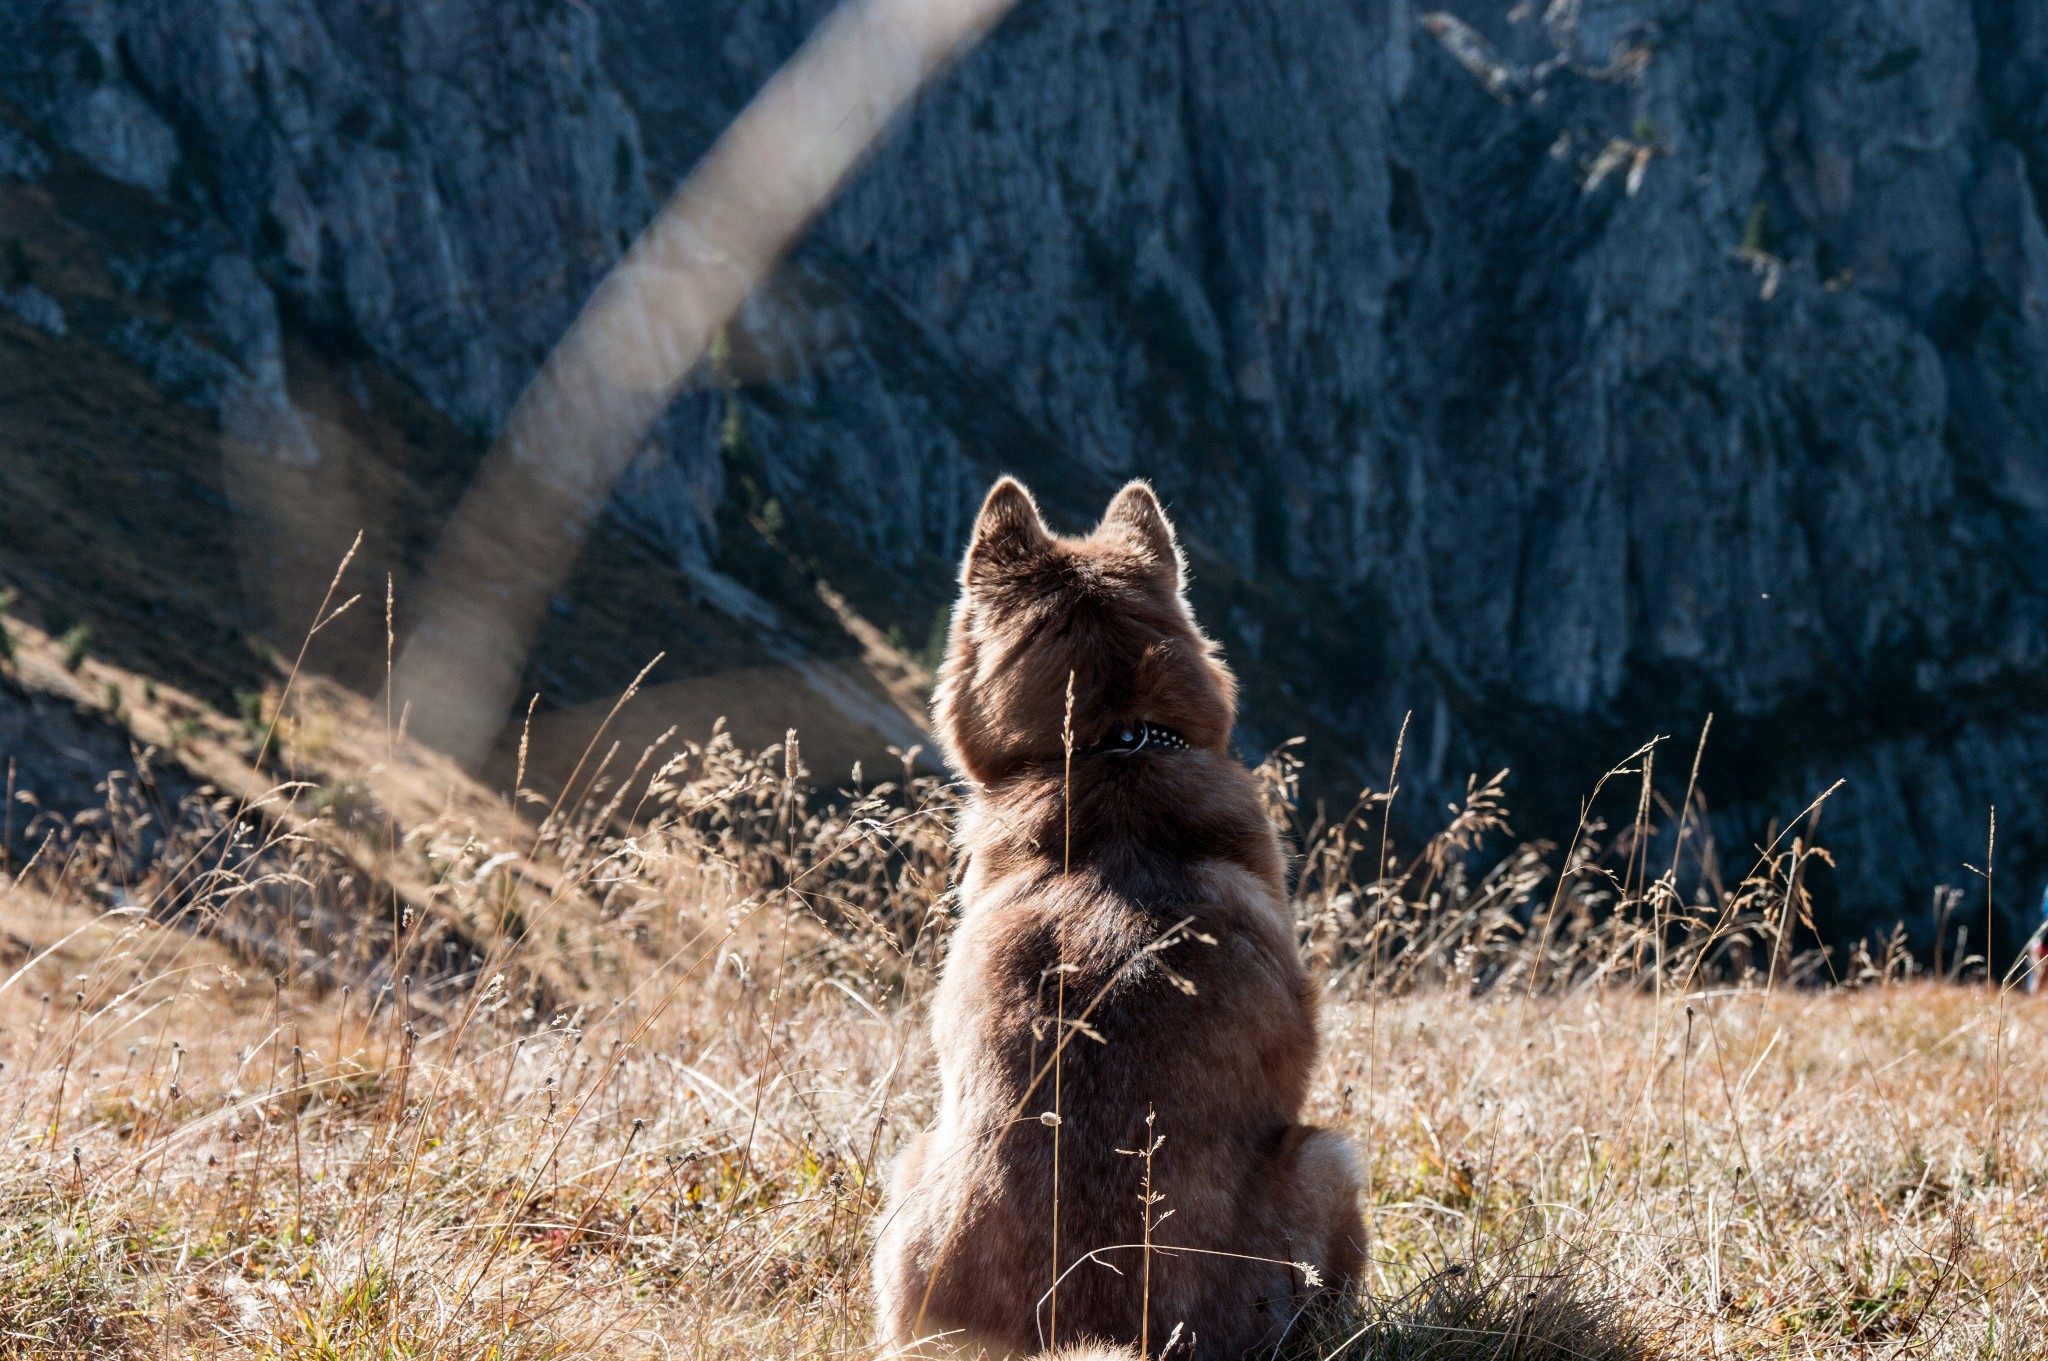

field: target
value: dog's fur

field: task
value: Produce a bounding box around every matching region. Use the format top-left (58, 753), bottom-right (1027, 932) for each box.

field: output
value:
top-left (873, 479), bottom-right (1363, 1359)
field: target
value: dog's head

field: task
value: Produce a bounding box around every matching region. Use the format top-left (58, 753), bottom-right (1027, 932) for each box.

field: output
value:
top-left (933, 477), bottom-right (1236, 784)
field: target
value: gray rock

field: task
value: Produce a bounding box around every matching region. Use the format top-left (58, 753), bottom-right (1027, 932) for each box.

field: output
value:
top-left (101, 314), bottom-right (241, 408)
top-left (633, 0), bottom-right (2048, 948)
top-left (0, 119), bottom-right (47, 179)
top-left (0, 282), bottom-right (62, 335)
top-left (0, 0), bottom-right (655, 433)
top-left (0, 0), bottom-right (2044, 945)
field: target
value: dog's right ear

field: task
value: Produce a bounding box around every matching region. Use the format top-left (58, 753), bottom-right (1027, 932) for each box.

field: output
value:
top-left (1099, 480), bottom-right (1181, 587)
top-left (964, 477), bottom-right (1051, 589)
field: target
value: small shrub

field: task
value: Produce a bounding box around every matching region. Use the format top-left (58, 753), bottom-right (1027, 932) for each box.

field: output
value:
top-left (309, 780), bottom-right (385, 834)
top-left (59, 623), bottom-right (91, 671)
top-left (235, 688), bottom-right (281, 767)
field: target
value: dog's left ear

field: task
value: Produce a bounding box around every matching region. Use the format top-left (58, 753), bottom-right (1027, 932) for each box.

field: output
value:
top-left (1100, 481), bottom-right (1182, 588)
top-left (964, 476), bottom-right (1053, 591)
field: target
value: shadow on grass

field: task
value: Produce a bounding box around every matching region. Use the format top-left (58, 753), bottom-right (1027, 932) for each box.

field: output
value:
top-left (1290, 1241), bottom-right (1658, 1361)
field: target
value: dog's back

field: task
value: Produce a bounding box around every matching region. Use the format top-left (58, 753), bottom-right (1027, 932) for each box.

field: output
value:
top-left (874, 479), bottom-right (1362, 1359)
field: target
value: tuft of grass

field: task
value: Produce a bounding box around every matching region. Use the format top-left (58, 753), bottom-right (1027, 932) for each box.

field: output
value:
top-left (0, 1192), bottom-right (148, 1359)
top-left (1292, 1240), bottom-right (1655, 1361)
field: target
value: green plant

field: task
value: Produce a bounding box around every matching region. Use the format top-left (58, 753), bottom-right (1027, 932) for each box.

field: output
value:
top-left (235, 688), bottom-right (282, 768)
top-left (1742, 200), bottom-right (1774, 255)
top-left (707, 324), bottom-right (734, 382)
top-left (58, 623), bottom-right (90, 671)
top-left (921, 603), bottom-right (951, 672)
top-left (721, 393), bottom-right (749, 461)
top-left (236, 688), bottom-right (267, 737)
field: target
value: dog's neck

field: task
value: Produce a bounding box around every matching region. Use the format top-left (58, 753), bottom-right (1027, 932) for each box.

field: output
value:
top-left (961, 749), bottom-right (1285, 902)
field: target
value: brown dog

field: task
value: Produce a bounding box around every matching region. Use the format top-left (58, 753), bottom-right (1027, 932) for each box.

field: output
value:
top-left (873, 478), bottom-right (1363, 1359)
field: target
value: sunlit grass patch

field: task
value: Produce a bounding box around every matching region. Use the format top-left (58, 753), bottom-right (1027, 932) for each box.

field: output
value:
top-left (0, 702), bottom-right (2039, 1358)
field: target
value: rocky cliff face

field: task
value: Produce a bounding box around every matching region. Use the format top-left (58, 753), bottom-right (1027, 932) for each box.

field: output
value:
top-left (2, 0), bottom-right (2044, 950)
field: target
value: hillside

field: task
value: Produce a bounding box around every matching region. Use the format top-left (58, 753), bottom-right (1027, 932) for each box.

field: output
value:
top-left (0, 154), bottom-right (928, 791)
top-left (0, 0), bottom-right (2045, 948)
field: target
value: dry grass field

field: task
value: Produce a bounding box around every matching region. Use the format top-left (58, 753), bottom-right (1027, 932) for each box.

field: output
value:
top-left (0, 614), bottom-right (2042, 1359)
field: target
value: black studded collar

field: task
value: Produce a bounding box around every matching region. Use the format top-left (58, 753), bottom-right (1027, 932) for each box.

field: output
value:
top-left (1089, 719), bottom-right (1192, 755)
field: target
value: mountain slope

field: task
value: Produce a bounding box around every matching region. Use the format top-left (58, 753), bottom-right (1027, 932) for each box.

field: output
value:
top-left (0, 0), bottom-right (2044, 946)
